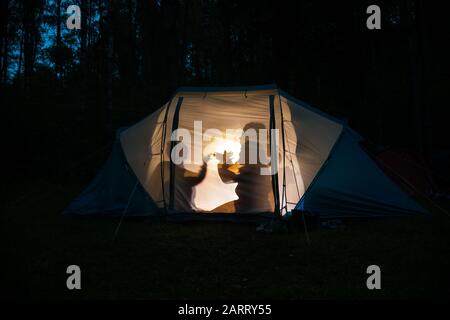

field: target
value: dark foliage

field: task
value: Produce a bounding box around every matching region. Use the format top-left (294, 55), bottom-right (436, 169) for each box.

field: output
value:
top-left (1, 0), bottom-right (449, 195)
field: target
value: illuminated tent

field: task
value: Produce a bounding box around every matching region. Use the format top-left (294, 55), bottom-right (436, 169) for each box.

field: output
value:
top-left (64, 85), bottom-right (427, 221)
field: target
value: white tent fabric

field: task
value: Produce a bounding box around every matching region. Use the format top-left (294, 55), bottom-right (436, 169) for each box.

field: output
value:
top-left (120, 87), bottom-right (344, 216)
top-left (120, 103), bottom-right (168, 208)
top-left (279, 95), bottom-right (342, 213)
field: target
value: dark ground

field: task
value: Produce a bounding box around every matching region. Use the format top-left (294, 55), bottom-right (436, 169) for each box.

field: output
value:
top-left (2, 88), bottom-right (450, 300)
top-left (2, 176), bottom-right (450, 299)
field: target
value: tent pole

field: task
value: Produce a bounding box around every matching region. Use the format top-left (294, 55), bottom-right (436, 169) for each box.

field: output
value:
top-left (278, 95), bottom-right (311, 245)
top-left (160, 98), bottom-right (173, 215)
top-left (301, 211), bottom-right (311, 247)
top-left (169, 96), bottom-right (184, 211)
top-left (113, 179), bottom-right (139, 239)
top-left (278, 93), bottom-right (288, 215)
top-left (269, 95), bottom-right (281, 215)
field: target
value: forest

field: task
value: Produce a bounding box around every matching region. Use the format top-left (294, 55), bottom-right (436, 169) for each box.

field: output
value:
top-left (1, 0), bottom-right (449, 196)
top-left (2, 0), bottom-right (450, 300)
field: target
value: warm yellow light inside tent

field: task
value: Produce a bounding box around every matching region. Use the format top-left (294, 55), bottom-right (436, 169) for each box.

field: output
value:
top-left (202, 135), bottom-right (242, 164)
top-left (193, 136), bottom-right (241, 211)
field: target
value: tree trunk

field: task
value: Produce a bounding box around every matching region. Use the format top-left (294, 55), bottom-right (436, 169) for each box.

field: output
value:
top-left (416, 0), bottom-right (432, 159)
top-left (22, 1), bottom-right (31, 91)
top-left (0, 0), bottom-right (9, 87)
top-left (104, 0), bottom-right (113, 134)
top-left (1, 37), bottom-right (7, 87)
top-left (80, 0), bottom-right (87, 67)
top-left (88, 0), bottom-right (93, 50)
top-left (79, 0), bottom-right (88, 108)
top-left (16, 32), bottom-right (23, 81)
top-left (23, 0), bottom-right (40, 92)
top-left (55, 0), bottom-right (61, 78)
top-left (402, 0), bottom-right (426, 156)
top-left (31, 5), bottom-right (42, 78)
top-left (126, 0), bottom-right (137, 87)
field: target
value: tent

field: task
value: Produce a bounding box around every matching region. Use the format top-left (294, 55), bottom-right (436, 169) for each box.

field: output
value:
top-left (64, 84), bottom-right (428, 221)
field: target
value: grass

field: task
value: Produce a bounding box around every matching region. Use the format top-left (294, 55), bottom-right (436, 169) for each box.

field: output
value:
top-left (2, 177), bottom-right (450, 300)
top-left (2, 92), bottom-right (449, 299)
